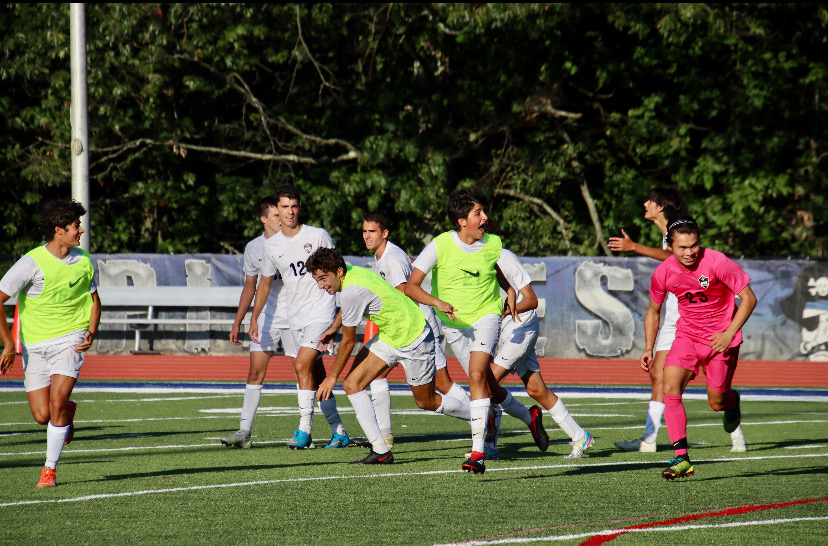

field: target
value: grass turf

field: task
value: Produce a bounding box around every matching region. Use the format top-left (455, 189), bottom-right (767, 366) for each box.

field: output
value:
top-left (0, 386), bottom-right (826, 545)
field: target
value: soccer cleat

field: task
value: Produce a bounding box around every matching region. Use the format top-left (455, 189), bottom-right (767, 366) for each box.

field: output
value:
top-left (65, 400), bottom-right (77, 445)
top-left (723, 390), bottom-right (741, 433)
top-left (614, 437), bottom-right (656, 453)
top-left (730, 427), bottom-right (747, 453)
top-left (36, 467), bottom-right (57, 488)
top-left (566, 431), bottom-right (594, 458)
top-left (324, 432), bottom-right (350, 449)
top-left (465, 444), bottom-right (500, 460)
top-left (662, 456), bottom-right (694, 480)
top-left (349, 450), bottom-right (394, 465)
top-left (461, 456), bottom-right (486, 474)
top-left (528, 405), bottom-right (550, 452)
top-left (286, 429), bottom-right (314, 449)
top-left (220, 430), bottom-right (252, 449)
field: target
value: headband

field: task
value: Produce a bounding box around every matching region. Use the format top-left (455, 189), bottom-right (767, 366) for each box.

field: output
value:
top-left (667, 219), bottom-right (697, 232)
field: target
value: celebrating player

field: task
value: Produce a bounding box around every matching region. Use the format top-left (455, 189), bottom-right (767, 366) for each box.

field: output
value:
top-left (307, 248), bottom-right (472, 464)
top-left (361, 210), bottom-right (472, 448)
top-left (0, 200), bottom-right (101, 488)
top-left (643, 216), bottom-right (756, 480)
top-left (610, 187), bottom-right (746, 453)
top-left (405, 186), bottom-right (547, 474)
top-left (249, 185), bottom-right (349, 450)
top-left (220, 196), bottom-right (287, 448)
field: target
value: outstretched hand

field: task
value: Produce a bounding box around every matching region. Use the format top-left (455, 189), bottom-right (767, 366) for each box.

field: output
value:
top-left (608, 229), bottom-right (636, 252)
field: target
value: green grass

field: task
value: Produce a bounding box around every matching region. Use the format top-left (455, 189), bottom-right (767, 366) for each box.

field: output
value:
top-left (0, 386), bottom-right (826, 545)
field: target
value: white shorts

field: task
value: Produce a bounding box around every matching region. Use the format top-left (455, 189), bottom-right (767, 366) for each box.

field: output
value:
top-left (22, 331), bottom-right (86, 392)
top-left (364, 327), bottom-right (436, 387)
top-left (655, 293), bottom-right (680, 353)
top-left (493, 314), bottom-right (540, 377)
top-left (425, 314), bottom-right (448, 371)
top-left (443, 314), bottom-right (501, 375)
top-left (281, 322), bottom-right (331, 358)
top-left (250, 328), bottom-right (281, 353)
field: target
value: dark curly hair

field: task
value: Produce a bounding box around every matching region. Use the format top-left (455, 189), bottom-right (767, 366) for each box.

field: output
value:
top-left (447, 185), bottom-right (488, 229)
top-left (306, 247), bottom-right (346, 275)
top-left (38, 200), bottom-right (86, 241)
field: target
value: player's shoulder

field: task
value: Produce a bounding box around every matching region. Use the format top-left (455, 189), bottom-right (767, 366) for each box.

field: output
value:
top-left (244, 234), bottom-right (266, 252)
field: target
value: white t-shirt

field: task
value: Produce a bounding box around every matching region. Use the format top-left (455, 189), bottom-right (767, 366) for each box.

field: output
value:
top-left (261, 224), bottom-right (336, 329)
top-left (412, 231), bottom-right (508, 273)
top-left (243, 234), bottom-right (287, 329)
top-left (377, 241), bottom-right (442, 334)
top-left (0, 246), bottom-right (98, 299)
top-left (340, 285), bottom-right (383, 328)
top-left (496, 248), bottom-right (535, 324)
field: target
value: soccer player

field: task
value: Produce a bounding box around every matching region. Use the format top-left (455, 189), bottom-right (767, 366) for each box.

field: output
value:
top-left (609, 187), bottom-right (746, 452)
top-left (248, 185), bottom-right (349, 450)
top-left (0, 200), bottom-right (101, 488)
top-left (643, 216), bottom-right (756, 480)
top-left (220, 196), bottom-right (287, 448)
top-left (488, 248), bottom-right (594, 459)
top-left (405, 186), bottom-right (547, 474)
top-left (361, 210), bottom-right (472, 448)
top-left (307, 248), bottom-right (472, 464)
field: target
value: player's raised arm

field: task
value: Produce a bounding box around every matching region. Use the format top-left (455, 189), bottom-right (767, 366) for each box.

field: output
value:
top-left (609, 229), bottom-right (672, 261)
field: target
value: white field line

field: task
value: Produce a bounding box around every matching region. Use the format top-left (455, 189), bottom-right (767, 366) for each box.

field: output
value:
top-left (433, 516), bottom-right (828, 545)
top-left (0, 452), bottom-right (824, 509)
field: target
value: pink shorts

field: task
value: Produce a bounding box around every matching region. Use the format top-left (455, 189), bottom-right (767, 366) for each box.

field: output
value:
top-left (665, 337), bottom-right (740, 393)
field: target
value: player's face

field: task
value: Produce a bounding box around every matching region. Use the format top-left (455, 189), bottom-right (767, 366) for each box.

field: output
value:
top-left (643, 199), bottom-right (663, 222)
top-left (312, 268), bottom-right (342, 295)
top-left (362, 221), bottom-right (388, 252)
top-left (669, 232), bottom-right (701, 268)
top-left (277, 197), bottom-right (300, 229)
top-left (261, 206), bottom-right (282, 234)
top-left (460, 203), bottom-right (488, 240)
top-left (54, 220), bottom-right (83, 246)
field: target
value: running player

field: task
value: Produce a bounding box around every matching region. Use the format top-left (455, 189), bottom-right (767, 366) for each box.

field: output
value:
top-left (248, 185), bottom-right (349, 449)
top-left (361, 210), bottom-right (472, 448)
top-left (609, 187), bottom-right (746, 452)
top-left (405, 186), bottom-right (547, 474)
top-left (308, 248), bottom-right (472, 464)
top-left (644, 216), bottom-right (756, 479)
top-left (0, 200), bottom-right (101, 488)
top-left (220, 196), bottom-right (287, 448)
top-left (488, 248), bottom-right (594, 459)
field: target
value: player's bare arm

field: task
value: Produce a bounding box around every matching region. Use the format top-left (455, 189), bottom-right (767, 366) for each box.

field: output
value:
top-left (495, 264), bottom-right (518, 321)
top-left (75, 291), bottom-right (101, 353)
top-left (0, 290), bottom-right (15, 374)
top-left (317, 309), bottom-right (342, 352)
top-left (247, 274), bottom-right (274, 343)
top-left (709, 284), bottom-right (758, 352)
top-left (230, 274), bottom-right (258, 345)
top-left (641, 299), bottom-right (662, 372)
top-left (317, 324), bottom-right (357, 401)
top-left (405, 267), bottom-right (457, 322)
top-left (609, 230), bottom-right (672, 261)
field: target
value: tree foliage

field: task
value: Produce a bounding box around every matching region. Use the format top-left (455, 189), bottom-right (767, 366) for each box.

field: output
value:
top-left (1, 3), bottom-right (825, 257)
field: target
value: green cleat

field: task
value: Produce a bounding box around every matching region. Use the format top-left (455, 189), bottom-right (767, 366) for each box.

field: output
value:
top-left (662, 456), bottom-right (694, 480)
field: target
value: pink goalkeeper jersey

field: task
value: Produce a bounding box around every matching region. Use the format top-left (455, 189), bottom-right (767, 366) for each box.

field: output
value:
top-left (649, 248), bottom-right (750, 347)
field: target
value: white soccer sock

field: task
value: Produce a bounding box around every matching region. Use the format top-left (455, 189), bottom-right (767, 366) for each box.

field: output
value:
top-left (297, 388), bottom-right (316, 434)
top-left (446, 382), bottom-right (471, 405)
top-left (642, 400), bottom-right (665, 444)
top-left (370, 378), bottom-right (393, 435)
top-left (500, 391), bottom-right (532, 425)
top-left (45, 422), bottom-right (69, 469)
top-left (548, 398), bottom-right (584, 442)
top-left (435, 393), bottom-right (471, 421)
top-left (318, 396), bottom-right (346, 436)
top-left (239, 384), bottom-right (263, 432)
top-left (348, 390), bottom-right (389, 454)
top-left (470, 398), bottom-right (491, 454)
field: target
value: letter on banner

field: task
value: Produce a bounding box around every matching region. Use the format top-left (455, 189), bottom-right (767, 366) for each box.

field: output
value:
top-left (574, 262), bottom-right (634, 357)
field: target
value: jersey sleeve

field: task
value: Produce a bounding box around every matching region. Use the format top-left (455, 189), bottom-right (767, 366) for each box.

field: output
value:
top-left (384, 249), bottom-right (413, 288)
top-left (649, 262), bottom-right (668, 305)
top-left (242, 239), bottom-right (260, 277)
top-left (319, 228), bottom-right (335, 250)
top-left (411, 241), bottom-right (438, 275)
top-left (716, 253), bottom-right (751, 295)
top-left (496, 249), bottom-right (531, 291)
top-left (0, 256), bottom-right (39, 298)
top-left (340, 285), bottom-right (371, 327)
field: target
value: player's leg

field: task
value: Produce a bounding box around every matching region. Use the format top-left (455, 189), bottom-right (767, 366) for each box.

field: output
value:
top-left (431, 324), bottom-right (470, 404)
top-left (616, 349), bottom-right (666, 452)
top-left (703, 346), bottom-right (744, 442)
top-left (369, 363), bottom-right (395, 448)
top-left (285, 326), bottom-right (317, 448)
top-left (310, 352), bottom-right (349, 448)
top-left (401, 330), bottom-right (470, 421)
top-left (661, 341), bottom-right (698, 479)
top-left (221, 347), bottom-right (273, 448)
top-left (343, 347), bottom-right (394, 464)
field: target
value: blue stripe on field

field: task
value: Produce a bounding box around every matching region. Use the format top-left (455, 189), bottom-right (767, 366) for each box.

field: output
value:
top-left (0, 380), bottom-right (826, 399)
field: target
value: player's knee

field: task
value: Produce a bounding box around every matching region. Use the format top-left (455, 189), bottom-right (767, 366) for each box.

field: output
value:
top-left (708, 398), bottom-right (725, 411)
top-left (415, 396), bottom-right (440, 412)
top-left (525, 383), bottom-right (545, 401)
top-left (31, 409), bottom-right (50, 425)
top-left (342, 377), bottom-right (359, 396)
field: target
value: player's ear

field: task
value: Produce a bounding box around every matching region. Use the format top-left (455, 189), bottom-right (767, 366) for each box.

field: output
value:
top-left (382, 229), bottom-right (389, 239)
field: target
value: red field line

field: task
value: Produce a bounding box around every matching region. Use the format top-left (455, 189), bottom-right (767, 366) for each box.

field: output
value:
top-left (580, 497), bottom-right (828, 545)
top-left (1, 355), bottom-right (826, 387)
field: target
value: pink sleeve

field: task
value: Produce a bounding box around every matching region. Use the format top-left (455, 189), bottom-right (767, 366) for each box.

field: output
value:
top-left (716, 253), bottom-right (751, 295)
top-left (649, 263), bottom-right (668, 305)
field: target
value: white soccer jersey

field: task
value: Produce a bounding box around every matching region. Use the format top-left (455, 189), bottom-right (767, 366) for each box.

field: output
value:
top-left (496, 249), bottom-right (536, 324)
top-left (243, 234), bottom-right (287, 330)
top-left (261, 224), bottom-right (336, 329)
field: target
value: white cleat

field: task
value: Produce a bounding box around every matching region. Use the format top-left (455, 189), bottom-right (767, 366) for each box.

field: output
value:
top-left (614, 437), bottom-right (656, 453)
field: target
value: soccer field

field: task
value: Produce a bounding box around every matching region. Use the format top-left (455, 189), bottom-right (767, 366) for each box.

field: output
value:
top-left (0, 384), bottom-right (826, 545)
